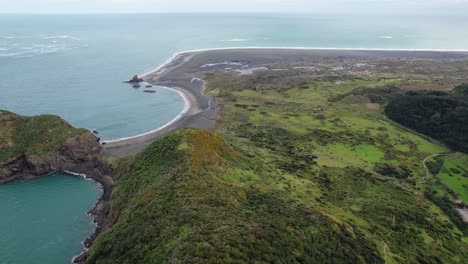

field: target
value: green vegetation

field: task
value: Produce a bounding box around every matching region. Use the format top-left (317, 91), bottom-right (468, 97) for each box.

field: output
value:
top-left (0, 110), bottom-right (87, 163)
top-left (88, 59), bottom-right (468, 262)
top-left (454, 83), bottom-right (468, 96)
top-left (87, 130), bottom-right (383, 263)
top-left (204, 66), bottom-right (468, 262)
top-left (438, 153), bottom-right (468, 202)
top-left (385, 85), bottom-right (468, 153)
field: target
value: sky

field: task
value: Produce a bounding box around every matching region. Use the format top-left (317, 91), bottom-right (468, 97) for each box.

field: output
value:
top-left (1, 0), bottom-right (468, 14)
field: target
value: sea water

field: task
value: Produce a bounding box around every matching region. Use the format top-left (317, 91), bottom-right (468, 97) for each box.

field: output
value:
top-left (1, 13), bottom-right (468, 264)
top-left (1, 13), bottom-right (468, 140)
top-left (0, 173), bottom-right (101, 264)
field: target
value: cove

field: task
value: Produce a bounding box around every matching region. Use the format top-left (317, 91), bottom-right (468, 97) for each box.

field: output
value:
top-left (0, 173), bottom-right (102, 264)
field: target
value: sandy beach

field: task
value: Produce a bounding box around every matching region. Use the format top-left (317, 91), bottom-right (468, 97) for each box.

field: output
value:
top-left (101, 48), bottom-right (468, 157)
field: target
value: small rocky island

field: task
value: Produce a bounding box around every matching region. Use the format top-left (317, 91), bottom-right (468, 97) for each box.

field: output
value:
top-left (124, 74), bottom-right (143, 83)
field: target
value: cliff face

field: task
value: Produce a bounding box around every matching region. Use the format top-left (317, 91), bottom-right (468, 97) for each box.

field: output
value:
top-left (0, 132), bottom-right (107, 183)
top-left (0, 110), bottom-right (109, 183)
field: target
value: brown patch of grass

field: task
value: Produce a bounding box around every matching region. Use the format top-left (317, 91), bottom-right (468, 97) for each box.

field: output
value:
top-left (365, 103), bottom-right (381, 110)
top-left (183, 129), bottom-right (238, 173)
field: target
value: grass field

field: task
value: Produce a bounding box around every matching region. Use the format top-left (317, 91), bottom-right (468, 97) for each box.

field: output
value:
top-left (205, 61), bottom-right (468, 262)
top-left (439, 153), bottom-right (468, 202)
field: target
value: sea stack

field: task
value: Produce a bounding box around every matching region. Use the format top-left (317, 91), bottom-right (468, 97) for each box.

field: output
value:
top-left (125, 74), bottom-right (143, 83)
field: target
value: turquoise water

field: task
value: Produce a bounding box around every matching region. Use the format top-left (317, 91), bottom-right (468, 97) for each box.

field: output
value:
top-left (0, 173), bottom-right (101, 264)
top-left (1, 13), bottom-right (468, 264)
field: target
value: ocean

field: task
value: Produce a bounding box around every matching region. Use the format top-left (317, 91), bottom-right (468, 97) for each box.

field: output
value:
top-left (0, 13), bottom-right (467, 264)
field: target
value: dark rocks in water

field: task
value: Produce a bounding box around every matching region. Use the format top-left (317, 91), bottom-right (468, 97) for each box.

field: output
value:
top-left (143, 90), bottom-right (157, 93)
top-left (96, 137), bottom-right (101, 142)
top-left (133, 84), bottom-right (141, 89)
top-left (145, 85), bottom-right (153, 88)
top-left (124, 75), bottom-right (143, 83)
top-left (92, 130), bottom-right (99, 134)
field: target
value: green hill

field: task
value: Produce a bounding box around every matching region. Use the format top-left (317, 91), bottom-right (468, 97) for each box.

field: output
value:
top-left (86, 129), bottom-right (383, 263)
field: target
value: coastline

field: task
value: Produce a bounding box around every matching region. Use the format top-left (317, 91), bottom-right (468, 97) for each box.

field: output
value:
top-left (72, 170), bottom-right (114, 264)
top-left (101, 47), bottom-right (468, 157)
top-left (101, 86), bottom-right (192, 144)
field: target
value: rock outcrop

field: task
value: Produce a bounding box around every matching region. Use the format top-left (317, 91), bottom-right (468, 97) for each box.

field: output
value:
top-left (124, 74), bottom-right (143, 83)
top-left (0, 131), bottom-right (109, 183)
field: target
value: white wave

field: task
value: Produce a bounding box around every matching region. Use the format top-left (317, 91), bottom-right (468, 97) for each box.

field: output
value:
top-left (221, 38), bottom-right (250, 42)
top-left (0, 46), bottom-right (65, 57)
top-left (1, 36), bottom-right (29, 39)
top-left (64, 170), bottom-right (88, 178)
top-left (33, 44), bottom-right (59, 48)
top-left (379, 36), bottom-right (393, 39)
top-left (40, 35), bottom-right (81, 41)
top-left (0, 51), bottom-right (31, 57)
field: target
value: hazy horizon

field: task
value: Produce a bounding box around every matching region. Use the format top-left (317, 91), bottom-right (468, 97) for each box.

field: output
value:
top-left (1, 0), bottom-right (468, 14)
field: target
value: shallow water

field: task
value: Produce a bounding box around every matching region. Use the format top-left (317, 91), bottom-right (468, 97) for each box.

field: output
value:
top-left (0, 173), bottom-right (101, 264)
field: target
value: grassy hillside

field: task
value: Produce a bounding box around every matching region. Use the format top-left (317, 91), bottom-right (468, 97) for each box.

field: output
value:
top-left (88, 58), bottom-right (468, 263)
top-left (0, 110), bottom-right (87, 163)
top-left (87, 129), bottom-right (383, 263)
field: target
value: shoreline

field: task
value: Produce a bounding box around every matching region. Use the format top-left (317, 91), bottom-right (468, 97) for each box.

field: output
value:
top-left (140, 46), bottom-right (468, 77)
top-left (101, 85), bottom-right (191, 144)
top-left (101, 47), bottom-right (468, 157)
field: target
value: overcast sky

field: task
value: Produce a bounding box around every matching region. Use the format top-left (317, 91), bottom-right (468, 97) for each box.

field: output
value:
top-left (1, 0), bottom-right (468, 14)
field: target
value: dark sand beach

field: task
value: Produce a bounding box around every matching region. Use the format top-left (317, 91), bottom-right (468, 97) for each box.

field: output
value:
top-left (101, 48), bottom-right (468, 157)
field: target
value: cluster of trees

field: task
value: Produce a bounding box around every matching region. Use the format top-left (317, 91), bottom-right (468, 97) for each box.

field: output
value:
top-left (385, 84), bottom-right (468, 153)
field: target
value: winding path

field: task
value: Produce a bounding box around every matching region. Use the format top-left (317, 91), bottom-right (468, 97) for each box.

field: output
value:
top-left (422, 153), bottom-right (442, 182)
